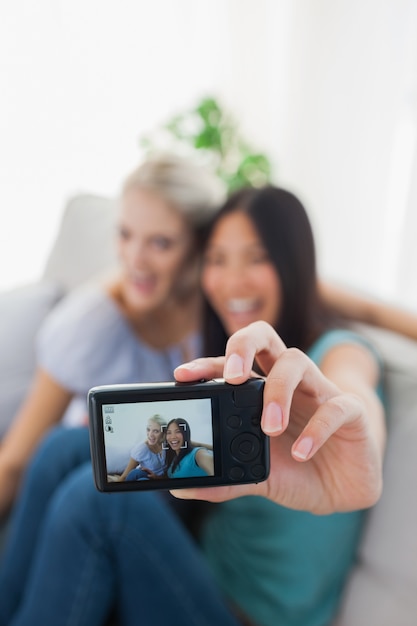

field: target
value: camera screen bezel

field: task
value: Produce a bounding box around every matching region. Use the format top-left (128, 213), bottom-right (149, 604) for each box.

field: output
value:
top-left (88, 379), bottom-right (268, 492)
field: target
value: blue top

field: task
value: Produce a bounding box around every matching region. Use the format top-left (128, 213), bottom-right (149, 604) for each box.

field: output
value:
top-left (130, 441), bottom-right (166, 476)
top-left (168, 447), bottom-right (213, 478)
top-left (36, 286), bottom-right (201, 426)
top-left (201, 329), bottom-right (383, 626)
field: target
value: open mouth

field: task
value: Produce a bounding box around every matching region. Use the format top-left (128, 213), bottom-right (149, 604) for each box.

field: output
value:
top-left (227, 298), bottom-right (260, 314)
top-left (129, 271), bottom-right (157, 294)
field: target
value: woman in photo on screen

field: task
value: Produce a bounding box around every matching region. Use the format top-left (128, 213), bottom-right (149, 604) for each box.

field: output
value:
top-left (111, 414), bottom-right (167, 482)
top-left (164, 418), bottom-right (214, 478)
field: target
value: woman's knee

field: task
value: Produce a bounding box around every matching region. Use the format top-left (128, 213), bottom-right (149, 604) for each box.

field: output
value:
top-left (26, 426), bottom-right (90, 484)
top-left (47, 470), bottom-right (169, 542)
top-left (46, 464), bottom-right (98, 529)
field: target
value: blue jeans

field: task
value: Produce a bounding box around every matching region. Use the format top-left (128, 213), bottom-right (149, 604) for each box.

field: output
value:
top-left (0, 427), bottom-right (241, 626)
top-left (125, 467), bottom-right (149, 481)
top-left (0, 426), bottom-right (91, 623)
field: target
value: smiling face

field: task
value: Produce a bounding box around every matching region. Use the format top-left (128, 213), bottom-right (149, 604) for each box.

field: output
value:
top-left (202, 210), bottom-right (282, 335)
top-left (165, 421), bottom-right (185, 454)
top-left (116, 187), bottom-right (193, 315)
top-left (146, 420), bottom-right (164, 447)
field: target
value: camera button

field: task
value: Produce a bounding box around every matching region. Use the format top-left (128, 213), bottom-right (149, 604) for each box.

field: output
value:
top-left (231, 433), bottom-right (261, 462)
top-left (227, 414), bottom-right (242, 429)
top-left (229, 466), bottom-right (245, 481)
top-left (251, 414), bottom-right (261, 426)
top-left (251, 464), bottom-right (266, 480)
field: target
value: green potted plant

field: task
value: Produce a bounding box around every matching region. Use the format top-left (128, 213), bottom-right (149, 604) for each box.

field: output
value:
top-left (140, 96), bottom-right (272, 192)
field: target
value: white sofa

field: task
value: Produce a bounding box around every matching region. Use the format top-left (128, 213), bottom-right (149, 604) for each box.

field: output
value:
top-left (1, 194), bottom-right (417, 625)
top-left (0, 194), bottom-right (118, 436)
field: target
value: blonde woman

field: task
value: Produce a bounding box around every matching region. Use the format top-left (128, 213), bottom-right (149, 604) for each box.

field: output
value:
top-left (0, 153), bottom-right (223, 518)
top-left (114, 414), bottom-right (167, 482)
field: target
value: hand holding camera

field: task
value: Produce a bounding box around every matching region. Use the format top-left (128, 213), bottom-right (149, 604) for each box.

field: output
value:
top-left (173, 320), bottom-right (385, 514)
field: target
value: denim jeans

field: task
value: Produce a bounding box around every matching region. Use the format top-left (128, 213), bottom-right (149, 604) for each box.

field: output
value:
top-left (125, 467), bottom-right (149, 481)
top-left (0, 427), bottom-right (91, 624)
top-left (0, 427), bottom-right (241, 626)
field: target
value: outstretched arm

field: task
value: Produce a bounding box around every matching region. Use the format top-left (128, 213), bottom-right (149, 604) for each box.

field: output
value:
top-left (320, 280), bottom-right (417, 341)
top-left (173, 321), bottom-right (385, 514)
top-left (195, 448), bottom-right (214, 476)
top-left (115, 457), bottom-right (138, 482)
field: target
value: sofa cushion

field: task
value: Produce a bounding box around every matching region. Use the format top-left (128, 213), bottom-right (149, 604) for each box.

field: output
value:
top-left (105, 444), bottom-right (132, 475)
top-left (0, 282), bottom-right (63, 437)
top-left (334, 324), bottom-right (417, 625)
top-left (42, 194), bottom-right (118, 291)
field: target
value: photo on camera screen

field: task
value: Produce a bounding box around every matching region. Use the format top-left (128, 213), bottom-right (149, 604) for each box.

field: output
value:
top-left (102, 398), bottom-right (214, 483)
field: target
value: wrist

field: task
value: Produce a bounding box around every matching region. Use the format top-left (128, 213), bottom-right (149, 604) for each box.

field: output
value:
top-left (0, 450), bottom-right (24, 480)
top-left (0, 453), bottom-right (24, 518)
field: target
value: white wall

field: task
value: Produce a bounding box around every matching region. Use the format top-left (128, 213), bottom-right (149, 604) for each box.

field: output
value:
top-left (274, 0), bottom-right (417, 309)
top-left (0, 0), bottom-right (236, 289)
top-left (1, 0), bottom-right (417, 310)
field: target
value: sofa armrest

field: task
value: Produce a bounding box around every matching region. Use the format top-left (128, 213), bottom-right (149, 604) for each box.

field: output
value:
top-left (334, 324), bottom-right (417, 625)
top-left (0, 282), bottom-right (63, 437)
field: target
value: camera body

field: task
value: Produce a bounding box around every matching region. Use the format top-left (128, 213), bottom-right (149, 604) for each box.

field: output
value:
top-left (88, 378), bottom-right (269, 492)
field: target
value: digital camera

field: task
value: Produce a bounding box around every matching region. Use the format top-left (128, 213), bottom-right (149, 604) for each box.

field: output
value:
top-left (88, 378), bottom-right (269, 492)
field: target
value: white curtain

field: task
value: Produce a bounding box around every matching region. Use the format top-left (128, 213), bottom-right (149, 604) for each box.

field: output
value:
top-left (1, 0), bottom-right (416, 310)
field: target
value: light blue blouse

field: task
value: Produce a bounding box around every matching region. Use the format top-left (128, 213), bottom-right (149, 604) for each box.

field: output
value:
top-left (36, 286), bottom-right (201, 426)
top-left (130, 441), bottom-right (166, 476)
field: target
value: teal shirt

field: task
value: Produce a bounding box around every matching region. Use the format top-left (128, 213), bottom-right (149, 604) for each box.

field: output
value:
top-left (201, 329), bottom-right (383, 626)
top-left (167, 447), bottom-right (212, 478)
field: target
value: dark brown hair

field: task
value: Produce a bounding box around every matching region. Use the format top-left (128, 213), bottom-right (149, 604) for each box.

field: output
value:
top-left (165, 418), bottom-right (193, 475)
top-left (202, 185), bottom-right (341, 358)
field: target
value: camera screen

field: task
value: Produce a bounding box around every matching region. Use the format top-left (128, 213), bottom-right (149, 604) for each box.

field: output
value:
top-left (102, 397), bottom-right (215, 484)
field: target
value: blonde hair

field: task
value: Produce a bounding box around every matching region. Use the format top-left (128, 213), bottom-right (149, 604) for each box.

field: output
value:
top-left (122, 152), bottom-right (225, 228)
top-left (147, 414), bottom-right (167, 430)
top-left (145, 414), bottom-right (167, 452)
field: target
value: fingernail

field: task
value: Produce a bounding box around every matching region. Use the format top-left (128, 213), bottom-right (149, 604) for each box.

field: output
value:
top-left (224, 354), bottom-right (244, 379)
top-left (174, 361), bottom-right (198, 371)
top-left (293, 437), bottom-right (314, 460)
top-left (263, 402), bottom-right (283, 434)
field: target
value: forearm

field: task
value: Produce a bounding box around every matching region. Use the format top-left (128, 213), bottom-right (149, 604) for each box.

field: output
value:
top-left (321, 343), bottom-right (387, 481)
top-left (366, 302), bottom-right (417, 341)
top-left (195, 448), bottom-right (214, 475)
top-left (320, 280), bottom-right (417, 341)
top-left (0, 369), bottom-right (72, 517)
top-left (0, 369), bottom-right (72, 473)
top-left (119, 458), bottom-right (138, 480)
